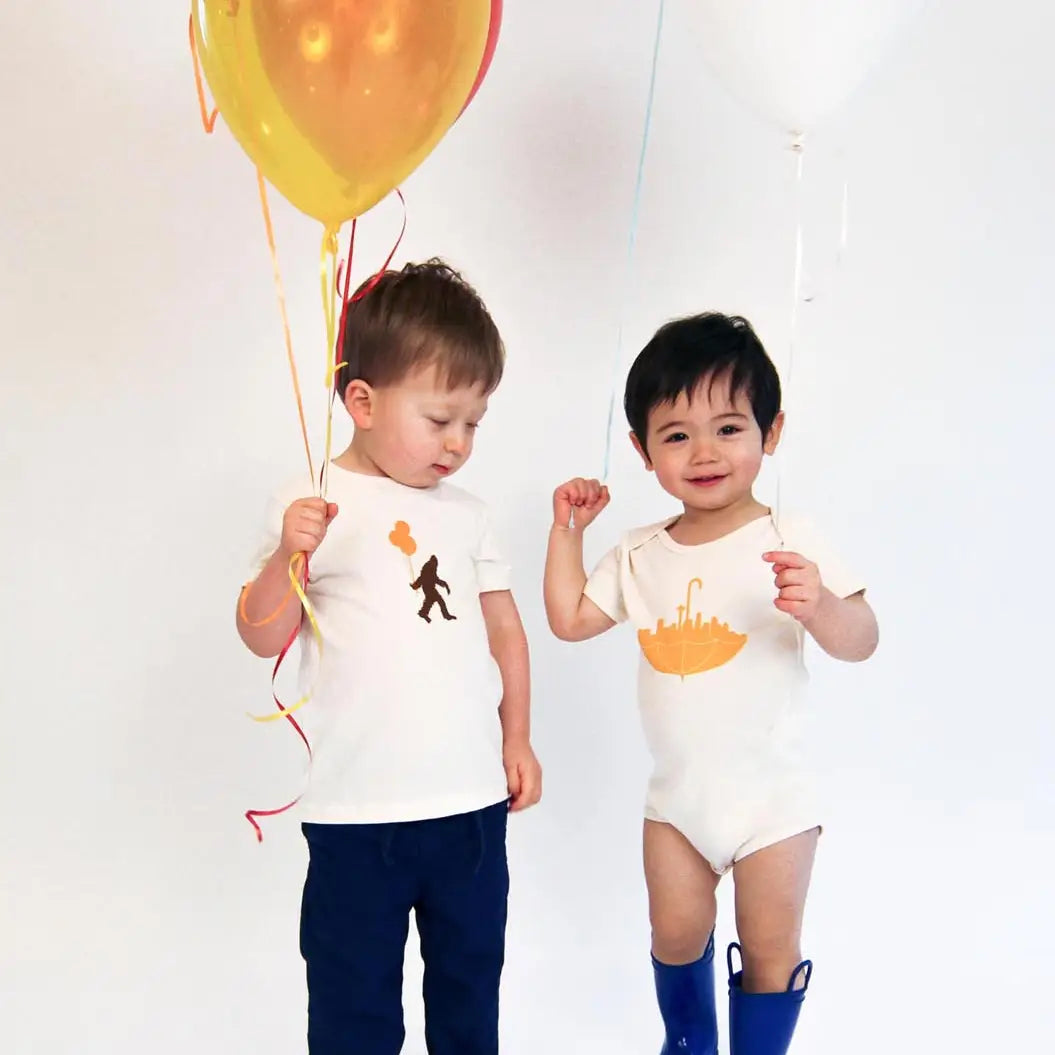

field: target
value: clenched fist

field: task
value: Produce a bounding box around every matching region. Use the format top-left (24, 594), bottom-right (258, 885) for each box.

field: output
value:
top-left (552, 477), bottom-right (610, 531)
top-left (281, 498), bottom-right (338, 558)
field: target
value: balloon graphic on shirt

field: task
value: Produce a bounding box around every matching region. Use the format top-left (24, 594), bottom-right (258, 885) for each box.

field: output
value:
top-left (388, 522), bottom-right (456, 624)
top-left (389, 519), bottom-right (419, 582)
top-left (637, 578), bottom-right (747, 678)
top-left (389, 520), bottom-right (417, 557)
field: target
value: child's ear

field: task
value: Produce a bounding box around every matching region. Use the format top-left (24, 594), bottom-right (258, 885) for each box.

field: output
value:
top-left (343, 379), bottom-right (375, 428)
top-left (629, 430), bottom-right (653, 470)
top-left (763, 411), bottom-right (785, 455)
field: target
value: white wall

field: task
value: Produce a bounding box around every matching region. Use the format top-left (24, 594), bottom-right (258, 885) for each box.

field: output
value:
top-left (2, 1), bottom-right (1053, 1051)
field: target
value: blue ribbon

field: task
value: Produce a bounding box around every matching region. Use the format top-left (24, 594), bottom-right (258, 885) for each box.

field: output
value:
top-left (601, 0), bottom-right (665, 480)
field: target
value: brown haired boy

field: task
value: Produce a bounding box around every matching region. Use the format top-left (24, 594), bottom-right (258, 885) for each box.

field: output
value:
top-left (238, 260), bottom-right (540, 1055)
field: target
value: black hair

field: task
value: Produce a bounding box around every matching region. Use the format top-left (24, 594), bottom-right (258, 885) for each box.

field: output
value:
top-left (624, 312), bottom-right (781, 452)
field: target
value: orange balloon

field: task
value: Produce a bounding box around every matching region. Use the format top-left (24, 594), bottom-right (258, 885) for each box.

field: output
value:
top-left (389, 520), bottom-right (417, 557)
top-left (193, 1), bottom-right (491, 229)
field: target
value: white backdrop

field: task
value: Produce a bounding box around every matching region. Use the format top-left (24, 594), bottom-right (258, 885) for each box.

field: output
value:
top-left (2, 1), bottom-right (1053, 1052)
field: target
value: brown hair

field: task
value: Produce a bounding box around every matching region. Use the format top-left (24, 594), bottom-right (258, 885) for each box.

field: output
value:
top-left (335, 258), bottom-right (504, 400)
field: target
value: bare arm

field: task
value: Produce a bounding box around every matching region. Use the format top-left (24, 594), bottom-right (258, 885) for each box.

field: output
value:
top-left (802, 591), bottom-right (878, 662)
top-left (544, 525), bottom-right (615, 642)
top-left (765, 549), bottom-right (878, 663)
top-left (237, 548), bottom-right (303, 658)
top-left (481, 589), bottom-right (542, 811)
top-left (236, 497), bottom-right (336, 659)
top-left (480, 590), bottom-right (531, 745)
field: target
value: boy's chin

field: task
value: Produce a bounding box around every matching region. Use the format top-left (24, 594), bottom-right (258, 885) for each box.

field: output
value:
top-left (406, 464), bottom-right (460, 489)
top-left (373, 464), bottom-right (439, 489)
top-left (670, 483), bottom-right (753, 512)
top-left (406, 472), bottom-right (444, 489)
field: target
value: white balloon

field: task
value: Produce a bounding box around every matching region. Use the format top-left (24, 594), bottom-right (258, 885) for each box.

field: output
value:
top-left (685, 0), bottom-right (922, 133)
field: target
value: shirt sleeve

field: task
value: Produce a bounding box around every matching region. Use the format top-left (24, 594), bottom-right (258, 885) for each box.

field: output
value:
top-left (474, 505), bottom-right (512, 593)
top-left (245, 491), bottom-right (286, 585)
top-left (784, 517), bottom-right (866, 600)
top-left (583, 544), bottom-right (628, 623)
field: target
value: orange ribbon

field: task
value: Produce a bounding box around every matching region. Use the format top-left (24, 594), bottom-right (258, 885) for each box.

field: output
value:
top-left (192, 23), bottom-right (408, 837)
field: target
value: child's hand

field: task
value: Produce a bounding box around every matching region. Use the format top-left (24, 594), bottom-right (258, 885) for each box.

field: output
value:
top-left (763, 551), bottom-right (824, 622)
top-left (553, 478), bottom-right (610, 531)
top-left (504, 738), bottom-right (542, 812)
top-left (281, 498), bottom-right (338, 558)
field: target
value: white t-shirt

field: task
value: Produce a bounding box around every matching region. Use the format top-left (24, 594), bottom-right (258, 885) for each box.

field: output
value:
top-left (584, 513), bottom-right (865, 802)
top-left (247, 466), bottom-right (512, 824)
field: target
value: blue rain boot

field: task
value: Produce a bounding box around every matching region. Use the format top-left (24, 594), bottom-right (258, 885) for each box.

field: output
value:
top-left (652, 931), bottom-right (718, 1055)
top-left (727, 942), bottom-right (812, 1054)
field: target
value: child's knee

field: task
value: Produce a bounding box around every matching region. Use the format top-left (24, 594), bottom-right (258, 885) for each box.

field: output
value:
top-left (737, 934), bottom-right (804, 990)
top-left (650, 912), bottom-right (714, 965)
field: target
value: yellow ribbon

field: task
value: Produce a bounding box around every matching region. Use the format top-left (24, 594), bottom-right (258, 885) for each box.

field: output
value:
top-left (243, 552), bottom-right (324, 724)
top-left (244, 230), bottom-right (344, 725)
top-left (192, 3), bottom-right (356, 834)
top-left (237, 183), bottom-right (339, 725)
top-left (320, 228), bottom-right (341, 501)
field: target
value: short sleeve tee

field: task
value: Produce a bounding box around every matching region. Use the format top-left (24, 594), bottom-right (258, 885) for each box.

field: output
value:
top-left (246, 465), bottom-right (512, 824)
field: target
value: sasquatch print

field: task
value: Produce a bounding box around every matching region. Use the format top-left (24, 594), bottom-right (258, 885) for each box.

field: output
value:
top-left (410, 555), bottom-right (456, 624)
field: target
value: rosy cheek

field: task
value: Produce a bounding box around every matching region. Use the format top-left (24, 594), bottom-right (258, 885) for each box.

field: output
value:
top-left (399, 420), bottom-right (428, 458)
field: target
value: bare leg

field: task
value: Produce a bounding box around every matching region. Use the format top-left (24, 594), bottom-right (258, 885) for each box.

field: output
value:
top-left (645, 819), bottom-right (721, 965)
top-left (732, 828), bottom-right (818, 993)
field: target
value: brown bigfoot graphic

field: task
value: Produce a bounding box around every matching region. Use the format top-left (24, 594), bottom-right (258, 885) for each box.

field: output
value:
top-left (410, 555), bottom-right (457, 623)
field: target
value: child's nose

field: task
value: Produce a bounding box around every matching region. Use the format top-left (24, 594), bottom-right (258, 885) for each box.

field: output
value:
top-left (690, 439), bottom-right (718, 462)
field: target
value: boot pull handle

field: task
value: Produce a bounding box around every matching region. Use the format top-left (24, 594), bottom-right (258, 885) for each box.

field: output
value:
top-left (787, 959), bottom-right (813, 993)
top-left (726, 942), bottom-right (814, 992)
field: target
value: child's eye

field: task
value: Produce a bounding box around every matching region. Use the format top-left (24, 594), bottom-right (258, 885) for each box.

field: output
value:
top-left (718, 425), bottom-right (742, 436)
top-left (664, 432), bottom-right (688, 443)
top-left (428, 418), bottom-right (450, 427)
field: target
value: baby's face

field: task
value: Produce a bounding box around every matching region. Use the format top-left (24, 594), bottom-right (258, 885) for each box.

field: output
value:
top-left (635, 374), bottom-right (781, 512)
top-left (364, 364), bottom-right (490, 488)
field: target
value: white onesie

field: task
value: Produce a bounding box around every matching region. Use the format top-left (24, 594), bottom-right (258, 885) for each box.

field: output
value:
top-left (584, 512), bottom-right (864, 874)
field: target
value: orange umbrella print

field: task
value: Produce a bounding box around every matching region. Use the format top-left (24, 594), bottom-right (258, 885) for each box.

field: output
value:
top-left (637, 578), bottom-right (747, 679)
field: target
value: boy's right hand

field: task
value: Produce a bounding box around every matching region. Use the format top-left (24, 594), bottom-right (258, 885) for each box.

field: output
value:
top-left (280, 498), bottom-right (338, 558)
top-left (552, 478), bottom-right (609, 531)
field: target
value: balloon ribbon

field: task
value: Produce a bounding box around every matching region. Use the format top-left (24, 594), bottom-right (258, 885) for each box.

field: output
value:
top-left (190, 19), bottom-right (407, 838)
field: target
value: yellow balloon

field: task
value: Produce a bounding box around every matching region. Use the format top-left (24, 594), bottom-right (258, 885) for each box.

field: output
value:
top-left (192, 0), bottom-right (491, 230)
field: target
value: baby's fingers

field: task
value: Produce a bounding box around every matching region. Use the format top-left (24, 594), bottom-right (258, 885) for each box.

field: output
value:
top-left (763, 550), bottom-right (809, 568)
top-left (587, 484), bottom-right (610, 508)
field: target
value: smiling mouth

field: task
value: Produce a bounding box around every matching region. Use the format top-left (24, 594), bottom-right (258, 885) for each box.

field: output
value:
top-left (432, 464), bottom-right (451, 475)
top-left (687, 474), bottom-right (726, 486)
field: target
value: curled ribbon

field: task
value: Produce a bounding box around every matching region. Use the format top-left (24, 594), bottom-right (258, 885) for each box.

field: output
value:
top-left (239, 552), bottom-right (323, 725)
top-left (188, 15), bottom-right (218, 134)
top-left (192, 22), bottom-right (409, 837)
top-left (239, 554), bottom-right (320, 842)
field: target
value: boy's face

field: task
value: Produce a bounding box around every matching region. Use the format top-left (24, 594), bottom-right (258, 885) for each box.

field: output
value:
top-left (345, 363), bottom-right (489, 488)
top-left (631, 373), bottom-right (782, 512)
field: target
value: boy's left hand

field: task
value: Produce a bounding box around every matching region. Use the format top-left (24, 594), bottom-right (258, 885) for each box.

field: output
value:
top-left (763, 551), bottom-right (824, 623)
top-left (503, 739), bottom-right (542, 812)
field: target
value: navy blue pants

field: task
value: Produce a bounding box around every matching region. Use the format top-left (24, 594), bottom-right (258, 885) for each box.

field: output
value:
top-left (300, 801), bottom-right (509, 1055)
